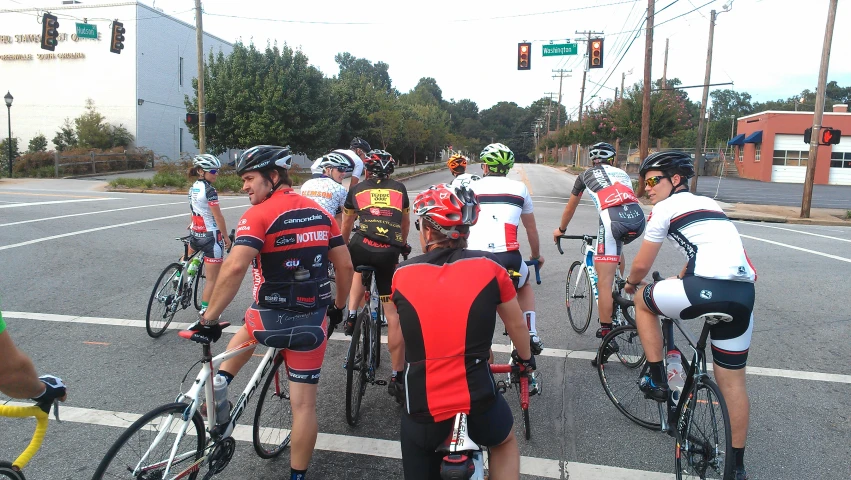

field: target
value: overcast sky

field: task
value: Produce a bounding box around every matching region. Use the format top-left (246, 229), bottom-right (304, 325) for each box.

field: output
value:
top-left (7, 0), bottom-right (851, 116)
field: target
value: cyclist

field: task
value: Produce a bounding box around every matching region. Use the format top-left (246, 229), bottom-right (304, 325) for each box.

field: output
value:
top-left (623, 151), bottom-right (755, 480)
top-left (446, 153), bottom-right (480, 188)
top-left (340, 149), bottom-right (411, 402)
top-left (186, 154), bottom-right (232, 312)
top-left (0, 309), bottom-right (67, 408)
top-left (392, 183), bottom-right (535, 480)
top-left (467, 143), bottom-right (545, 356)
top-left (309, 137), bottom-right (370, 190)
top-left (300, 152), bottom-right (352, 224)
top-left (551, 142), bottom-right (645, 364)
top-left (189, 145), bottom-right (354, 480)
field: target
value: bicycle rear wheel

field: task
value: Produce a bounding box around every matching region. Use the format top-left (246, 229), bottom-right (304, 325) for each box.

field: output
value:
top-left (372, 283), bottom-right (383, 370)
top-left (675, 378), bottom-right (733, 480)
top-left (566, 261), bottom-right (593, 333)
top-left (91, 402), bottom-right (205, 480)
top-left (146, 263), bottom-right (183, 338)
top-left (345, 311), bottom-right (369, 426)
top-left (253, 353), bottom-right (292, 459)
top-left (193, 262), bottom-right (206, 311)
top-left (517, 389), bottom-right (531, 440)
top-left (0, 462), bottom-right (24, 480)
top-left (597, 326), bottom-right (661, 430)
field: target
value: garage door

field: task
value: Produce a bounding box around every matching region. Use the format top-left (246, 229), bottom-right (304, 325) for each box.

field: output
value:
top-left (771, 134), bottom-right (809, 183)
top-left (828, 145), bottom-right (851, 185)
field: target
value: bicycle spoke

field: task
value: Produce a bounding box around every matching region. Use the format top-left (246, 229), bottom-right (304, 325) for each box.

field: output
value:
top-left (676, 379), bottom-right (732, 480)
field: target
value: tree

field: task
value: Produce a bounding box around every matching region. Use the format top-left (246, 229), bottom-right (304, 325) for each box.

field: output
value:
top-left (72, 99), bottom-right (134, 149)
top-left (52, 118), bottom-right (77, 152)
top-left (0, 137), bottom-right (20, 175)
top-left (369, 91), bottom-right (403, 149)
top-left (27, 133), bottom-right (48, 153)
top-left (407, 77), bottom-right (443, 106)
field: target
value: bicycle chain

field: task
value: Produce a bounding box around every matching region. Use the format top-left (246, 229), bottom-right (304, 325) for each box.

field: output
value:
top-left (202, 437), bottom-right (235, 479)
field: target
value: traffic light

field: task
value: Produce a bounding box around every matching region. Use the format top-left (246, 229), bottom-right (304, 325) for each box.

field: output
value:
top-left (110, 21), bottom-right (125, 54)
top-left (205, 113), bottom-right (217, 125)
top-left (40, 13), bottom-right (59, 51)
top-left (804, 127), bottom-right (812, 144)
top-left (820, 128), bottom-right (841, 145)
top-left (518, 42), bottom-right (531, 71)
top-left (186, 113), bottom-right (199, 125)
top-left (589, 38), bottom-right (604, 69)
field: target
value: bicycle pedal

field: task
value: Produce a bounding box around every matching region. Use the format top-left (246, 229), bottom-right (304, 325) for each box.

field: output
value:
top-left (375, 380), bottom-right (387, 386)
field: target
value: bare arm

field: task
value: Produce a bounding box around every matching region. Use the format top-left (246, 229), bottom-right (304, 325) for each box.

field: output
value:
top-left (552, 193), bottom-right (582, 242)
top-left (209, 203), bottom-right (231, 249)
top-left (348, 176), bottom-right (360, 190)
top-left (328, 244), bottom-right (354, 309)
top-left (202, 244), bottom-right (257, 322)
top-left (341, 213), bottom-right (356, 245)
top-left (520, 212), bottom-right (542, 265)
top-left (497, 299), bottom-right (532, 360)
top-left (401, 210), bottom-right (411, 242)
top-left (625, 240), bottom-right (664, 285)
top-left (0, 331), bottom-right (46, 399)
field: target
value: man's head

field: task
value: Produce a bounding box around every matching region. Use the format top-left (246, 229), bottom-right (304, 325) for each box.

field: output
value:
top-left (236, 145), bottom-right (294, 205)
top-left (589, 142), bottom-right (616, 165)
top-left (479, 143), bottom-right (514, 176)
top-left (364, 149), bottom-right (395, 179)
top-left (349, 137), bottom-right (372, 159)
top-left (413, 183), bottom-right (479, 252)
top-left (446, 154), bottom-right (468, 177)
top-left (318, 152), bottom-right (352, 184)
top-left (639, 151), bottom-right (695, 204)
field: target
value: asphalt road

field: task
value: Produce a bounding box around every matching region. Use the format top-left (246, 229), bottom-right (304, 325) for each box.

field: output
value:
top-left (0, 166), bottom-right (849, 479)
top-left (692, 175), bottom-right (851, 209)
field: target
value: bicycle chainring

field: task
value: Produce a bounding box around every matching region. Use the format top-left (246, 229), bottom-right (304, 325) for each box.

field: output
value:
top-left (203, 437), bottom-right (236, 479)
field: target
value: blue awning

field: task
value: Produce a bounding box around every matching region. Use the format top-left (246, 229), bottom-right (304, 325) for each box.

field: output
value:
top-left (727, 133), bottom-right (746, 146)
top-left (743, 130), bottom-right (763, 144)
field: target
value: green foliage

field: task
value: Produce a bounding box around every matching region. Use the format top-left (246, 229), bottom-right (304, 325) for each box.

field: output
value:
top-left (109, 177), bottom-right (154, 189)
top-left (27, 133), bottom-right (48, 153)
top-left (52, 119), bottom-right (78, 152)
top-left (0, 137), bottom-right (20, 175)
top-left (846, 210), bottom-right (851, 220)
top-left (73, 99), bottom-right (135, 149)
top-left (152, 170), bottom-right (188, 189)
top-left (213, 173), bottom-right (244, 193)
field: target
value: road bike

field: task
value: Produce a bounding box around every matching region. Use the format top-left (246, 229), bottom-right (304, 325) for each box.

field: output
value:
top-left (597, 272), bottom-right (734, 479)
top-left (556, 234), bottom-right (635, 334)
top-left (0, 400), bottom-right (61, 480)
top-left (92, 322), bottom-right (293, 479)
top-left (344, 264), bottom-right (385, 426)
top-left (145, 230), bottom-right (234, 338)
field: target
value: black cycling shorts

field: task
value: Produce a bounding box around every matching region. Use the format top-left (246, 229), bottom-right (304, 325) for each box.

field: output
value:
top-left (596, 204), bottom-right (646, 263)
top-left (189, 231), bottom-right (224, 264)
top-left (349, 237), bottom-right (399, 302)
top-left (491, 250), bottom-right (530, 289)
top-left (400, 393), bottom-right (513, 480)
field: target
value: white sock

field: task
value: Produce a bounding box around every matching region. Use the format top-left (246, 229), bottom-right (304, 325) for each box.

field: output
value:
top-left (525, 311), bottom-right (537, 336)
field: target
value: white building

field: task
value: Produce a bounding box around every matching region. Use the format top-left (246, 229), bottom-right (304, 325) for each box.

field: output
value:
top-left (0, 1), bottom-right (232, 161)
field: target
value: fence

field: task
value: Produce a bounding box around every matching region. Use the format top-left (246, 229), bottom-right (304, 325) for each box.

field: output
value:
top-left (53, 150), bottom-right (155, 176)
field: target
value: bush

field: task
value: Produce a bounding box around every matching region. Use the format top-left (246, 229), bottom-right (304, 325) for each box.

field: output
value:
top-left (213, 173), bottom-right (243, 193)
top-left (109, 178), bottom-right (154, 189)
top-left (152, 170), bottom-right (189, 189)
top-left (12, 147), bottom-right (154, 177)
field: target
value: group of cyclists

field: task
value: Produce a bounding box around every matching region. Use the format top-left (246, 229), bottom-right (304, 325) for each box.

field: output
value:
top-left (0, 135), bottom-right (755, 480)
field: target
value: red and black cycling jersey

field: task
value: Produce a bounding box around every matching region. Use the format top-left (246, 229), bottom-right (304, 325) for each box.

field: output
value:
top-left (234, 188), bottom-right (344, 308)
top-left (344, 177), bottom-right (410, 249)
top-left (391, 248), bottom-right (517, 423)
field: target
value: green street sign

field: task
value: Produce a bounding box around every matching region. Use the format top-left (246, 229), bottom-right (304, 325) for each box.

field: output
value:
top-left (75, 23), bottom-right (97, 39)
top-left (542, 43), bottom-right (578, 57)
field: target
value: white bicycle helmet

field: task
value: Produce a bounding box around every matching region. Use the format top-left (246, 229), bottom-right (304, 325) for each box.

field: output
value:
top-left (318, 152), bottom-right (353, 172)
top-left (193, 154), bottom-right (221, 171)
top-left (588, 142), bottom-right (616, 163)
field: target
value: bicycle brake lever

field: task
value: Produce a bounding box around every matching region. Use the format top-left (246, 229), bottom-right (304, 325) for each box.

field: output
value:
top-left (53, 399), bottom-right (61, 423)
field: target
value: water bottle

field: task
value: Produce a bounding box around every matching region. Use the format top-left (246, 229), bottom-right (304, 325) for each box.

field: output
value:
top-left (186, 257), bottom-right (202, 277)
top-left (666, 349), bottom-right (685, 402)
top-left (212, 375), bottom-right (230, 425)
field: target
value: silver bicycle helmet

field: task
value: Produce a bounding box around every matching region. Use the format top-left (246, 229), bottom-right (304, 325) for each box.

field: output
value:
top-left (193, 154), bottom-right (221, 171)
top-left (318, 152), bottom-right (353, 172)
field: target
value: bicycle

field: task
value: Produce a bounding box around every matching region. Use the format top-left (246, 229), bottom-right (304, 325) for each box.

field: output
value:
top-left (597, 272), bottom-right (734, 479)
top-left (145, 230), bottom-right (234, 338)
top-left (0, 400), bottom-right (61, 480)
top-left (556, 234), bottom-right (635, 334)
top-left (92, 322), bottom-right (293, 479)
top-left (344, 264), bottom-right (385, 426)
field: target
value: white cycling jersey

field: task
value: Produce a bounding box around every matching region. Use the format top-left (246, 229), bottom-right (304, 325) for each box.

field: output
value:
top-left (449, 173), bottom-right (481, 188)
top-left (310, 149), bottom-right (364, 180)
top-left (466, 175), bottom-right (533, 253)
top-left (189, 179), bottom-right (219, 233)
top-left (644, 191), bottom-right (756, 282)
top-left (299, 176), bottom-right (348, 216)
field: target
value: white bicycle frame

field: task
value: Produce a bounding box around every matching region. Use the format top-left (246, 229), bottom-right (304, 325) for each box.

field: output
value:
top-left (438, 413), bottom-right (487, 480)
top-left (131, 340), bottom-right (281, 478)
top-left (570, 240), bottom-right (627, 306)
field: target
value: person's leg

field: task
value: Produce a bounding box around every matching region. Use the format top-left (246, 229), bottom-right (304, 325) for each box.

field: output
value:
top-left (400, 412), bottom-right (449, 480)
top-left (201, 262), bottom-right (221, 304)
top-left (595, 261), bottom-right (617, 332)
top-left (632, 284), bottom-right (668, 401)
top-left (384, 300), bottom-right (404, 372)
top-left (345, 272), bottom-right (365, 334)
top-left (217, 325), bottom-right (255, 377)
top-left (713, 366), bottom-right (749, 448)
top-left (488, 433), bottom-right (520, 479)
top-left (469, 395), bottom-right (519, 479)
top-left (288, 381), bottom-right (319, 470)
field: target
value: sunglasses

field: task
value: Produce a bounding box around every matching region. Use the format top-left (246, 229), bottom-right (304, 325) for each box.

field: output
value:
top-left (334, 167), bottom-right (348, 173)
top-left (644, 175), bottom-right (668, 188)
top-left (205, 169), bottom-right (218, 175)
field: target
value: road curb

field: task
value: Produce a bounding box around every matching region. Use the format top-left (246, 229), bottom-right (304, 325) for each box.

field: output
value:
top-left (106, 187), bottom-right (247, 196)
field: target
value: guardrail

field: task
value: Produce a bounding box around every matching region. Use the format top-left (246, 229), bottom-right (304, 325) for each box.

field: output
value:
top-left (53, 150), bottom-right (155, 176)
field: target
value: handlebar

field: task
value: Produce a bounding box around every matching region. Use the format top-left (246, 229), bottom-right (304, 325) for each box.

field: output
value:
top-left (612, 271), bottom-right (666, 308)
top-left (524, 259), bottom-right (542, 285)
top-left (652, 271), bottom-right (664, 282)
top-left (555, 234), bottom-right (594, 255)
top-left (227, 229), bottom-right (236, 253)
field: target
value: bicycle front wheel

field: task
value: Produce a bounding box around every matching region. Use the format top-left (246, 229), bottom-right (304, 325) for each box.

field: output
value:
top-left (598, 326), bottom-right (661, 430)
top-left (566, 261), bottom-right (593, 333)
top-left (253, 353), bottom-right (292, 459)
top-left (193, 262), bottom-right (206, 311)
top-left (0, 462), bottom-right (24, 480)
top-left (146, 263), bottom-right (183, 338)
top-left (92, 402), bottom-right (205, 480)
top-left (675, 378), bottom-right (733, 480)
top-left (345, 311), bottom-right (369, 426)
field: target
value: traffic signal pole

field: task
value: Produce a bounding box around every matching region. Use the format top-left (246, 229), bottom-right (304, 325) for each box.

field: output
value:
top-left (690, 10), bottom-right (716, 193)
top-left (195, 0), bottom-right (206, 154)
top-left (801, 0), bottom-right (838, 219)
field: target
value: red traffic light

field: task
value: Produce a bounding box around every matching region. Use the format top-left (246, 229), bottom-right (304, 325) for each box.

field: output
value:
top-left (517, 42), bottom-right (531, 71)
top-left (186, 113), bottom-right (199, 125)
top-left (820, 128), bottom-right (841, 145)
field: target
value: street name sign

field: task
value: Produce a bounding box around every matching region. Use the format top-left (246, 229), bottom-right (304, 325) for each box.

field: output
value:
top-left (76, 23), bottom-right (97, 39)
top-left (542, 43), bottom-right (578, 56)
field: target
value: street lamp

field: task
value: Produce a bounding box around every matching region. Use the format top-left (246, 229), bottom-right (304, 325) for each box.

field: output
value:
top-left (4, 91), bottom-right (12, 177)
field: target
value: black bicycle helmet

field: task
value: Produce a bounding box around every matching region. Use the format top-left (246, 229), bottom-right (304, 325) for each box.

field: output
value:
top-left (589, 142), bottom-right (616, 163)
top-left (236, 145), bottom-right (293, 175)
top-left (350, 137), bottom-right (371, 153)
top-left (364, 149), bottom-right (395, 177)
top-left (639, 151), bottom-right (695, 179)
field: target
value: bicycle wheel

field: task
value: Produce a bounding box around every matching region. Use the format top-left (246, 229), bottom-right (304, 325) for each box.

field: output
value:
top-left (566, 261), bottom-right (593, 333)
top-left (253, 353), bottom-right (292, 459)
top-left (193, 262), bottom-right (206, 311)
top-left (597, 326), bottom-right (661, 430)
top-left (145, 263), bottom-right (183, 338)
top-left (0, 462), bottom-right (24, 480)
top-left (516, 386), bottom-right (531, 440)
top-left (91, 402), bottom-right (205, 480)
top-left (345, 311), bottom-right (369, 426)
top-left (675, 378), bottom-right (733, 480)
top-left (372, 285), bottom-right (383, 370)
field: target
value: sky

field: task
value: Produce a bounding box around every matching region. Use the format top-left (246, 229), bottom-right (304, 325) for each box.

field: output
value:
top-left (5, 0), bottom-right (851, 118)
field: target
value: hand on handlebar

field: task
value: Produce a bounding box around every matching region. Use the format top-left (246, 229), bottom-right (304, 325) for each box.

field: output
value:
top-left (552, 228), bottom-right (564, 244)
top-left (532, 255), bottom-right (544, 270)
top-left (624, 279), bottom-right (646, 295)
top-left (511, 349), bottom-right (536, 373)
top-left (32, 375), bottom-right (67, 413)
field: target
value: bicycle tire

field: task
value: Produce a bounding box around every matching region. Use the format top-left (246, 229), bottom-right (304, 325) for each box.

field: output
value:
top-left (91, 402), bottom-right (205, 480)
top-left (193, 262), bottom-right (206, 311)
top-left (253, 353), bottom-right (292, 459)
top-left (566, 261), bottom-right (593, 333)
top-left (145, 263), bottom-right (183, 338)
top-left (597, 326), bottom-right (662, 430)
top-left (520, 393), bottom-right (531, 440)
top-left (373, 281), bottom-right (383, 370)
top-left (345, 311), bottom-right (369, 426)
top-left (675, 378), bottom-right (733, 480)
top-left (0, 462), bottom-right (24, 480)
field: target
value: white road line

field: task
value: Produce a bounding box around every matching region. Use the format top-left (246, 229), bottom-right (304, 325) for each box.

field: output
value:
top-left (740, 234), bottom-right (851, 263)
top-left (734, 221), bottom-right (851, 243)
top-left (2, 401), bottom-right (672, 479)
top-left (0, 205), bottom-right (245, 252)
top-left (0, 201), bottom-right (185, 227)
top-left (7, 311), bottom-right (851, 385)
top-left (0, 197), bottom-right (118, 209)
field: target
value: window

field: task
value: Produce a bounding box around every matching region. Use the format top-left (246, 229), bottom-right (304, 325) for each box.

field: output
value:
top-left (179, 127), bottom-right (184, 153)
top-left (831, 151), bottom-right (851, 168)
top-left (754, 143), bottom-right (761, 162)
top-left (772, 150), bottom-right (809, 166)
top-left (179, 57), bottom-right (184, 87)
top-left (738, 147), bottom-right (743, 162)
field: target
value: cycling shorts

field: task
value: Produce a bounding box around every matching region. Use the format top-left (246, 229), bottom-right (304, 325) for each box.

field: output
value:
top-left (244, 302), bottom-right (328, 384)
top-left (189, 231), bottom-right (224, 264)
top-left (400, 393), bottom-right (513, 480)
top-left (643, 276), bottom-right (755, 370)
top-left (349, 237), bottom-right (400, 302)
top-left (492, 250), bottom-right (530, 289)
top-left (595, 204), bottom-right (645, 263)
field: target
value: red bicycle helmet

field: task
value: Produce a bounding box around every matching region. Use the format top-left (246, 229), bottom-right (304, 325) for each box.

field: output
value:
top-left (413, 183), bottom-right (479, 239)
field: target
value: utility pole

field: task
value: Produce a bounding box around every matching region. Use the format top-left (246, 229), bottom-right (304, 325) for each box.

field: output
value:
top-left (621, 72), bottom-right (626, 102)
top-left (544, 92), bottom-right (558, 133)
top-left (194, 0), bottom-right (206, 154)
top-left (552, 69), bottom-right (572, 130)
top-left (662, 38), bottom-right (669, 89)
top-left (575, 31), bottom-right (604, 126)
top-left (637, 0), bottom-right (654, 197)
top-left (801, 0), bottom-right (838, 218)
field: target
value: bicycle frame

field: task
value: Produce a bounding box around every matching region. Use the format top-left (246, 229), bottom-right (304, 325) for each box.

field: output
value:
top-left (658, 317), bottom-right (713, 434)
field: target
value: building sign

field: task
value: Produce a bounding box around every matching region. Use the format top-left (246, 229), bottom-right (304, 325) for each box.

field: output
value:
top-left (0, 52), bottom-right (86, 61)
top-left (0, 32), bottom-right (102, 44)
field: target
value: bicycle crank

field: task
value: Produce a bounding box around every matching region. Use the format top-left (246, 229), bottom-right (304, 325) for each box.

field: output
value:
top-left (203, 437), bottom-right (235, 479)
